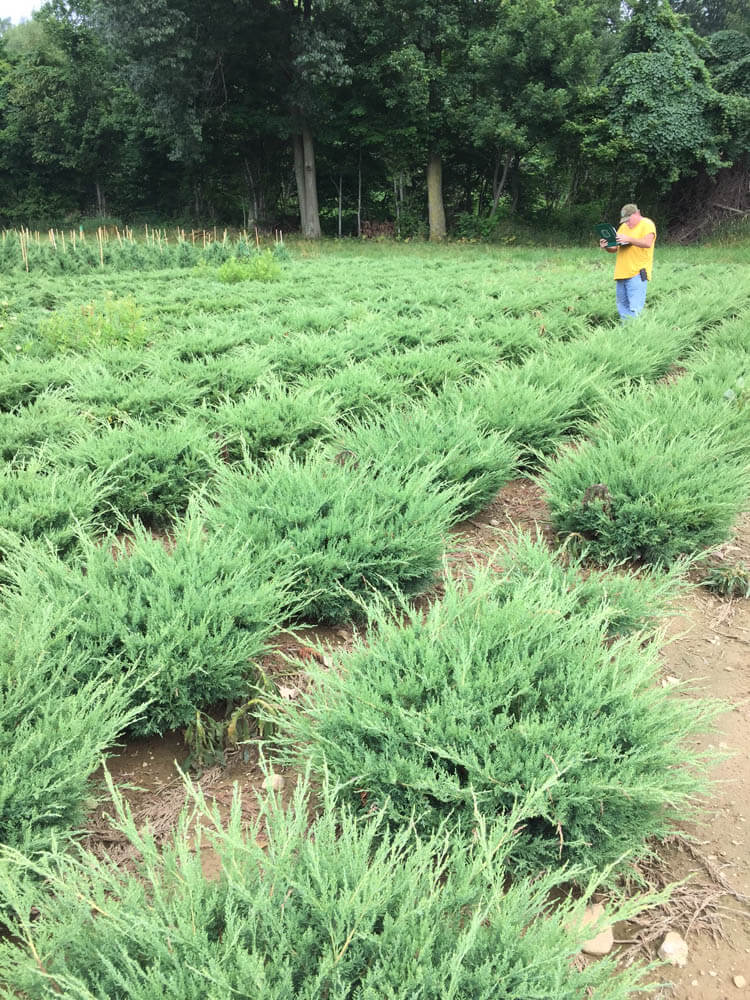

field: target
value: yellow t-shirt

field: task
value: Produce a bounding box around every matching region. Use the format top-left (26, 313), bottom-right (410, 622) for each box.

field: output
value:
top-left (614, 217), bottom-right (656, 280)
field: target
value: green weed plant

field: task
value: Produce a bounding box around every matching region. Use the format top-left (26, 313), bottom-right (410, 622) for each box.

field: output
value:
top-left (217, 250), bottom-right (280, 283)
top-left (39, 294), bottom-right (148, 354)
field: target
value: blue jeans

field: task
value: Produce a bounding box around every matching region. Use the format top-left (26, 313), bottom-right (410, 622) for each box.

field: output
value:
top-left (616, 275), bottom-right (648, 320)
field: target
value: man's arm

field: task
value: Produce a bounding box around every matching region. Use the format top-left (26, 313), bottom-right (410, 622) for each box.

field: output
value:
top-left (599, 239), bottom-right (618, 253)
top-left (615, 232), bottom-right (655, 248)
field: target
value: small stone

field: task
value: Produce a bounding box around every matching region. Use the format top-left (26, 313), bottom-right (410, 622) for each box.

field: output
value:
top-left (661, 675), bottom-right (681, 688)
top-left (266, 773), bottom-right (285, 793)
top-left (579, 903), bottom-right (614, 957)
top-left (489, 518), bottom-right (499, 527)
top-left (336, 628), bottom-right (349, 640)
top-left (734, 974), bottom-right (747, 989)
top-left (709, 971), bottom-right (717, 977)
top-left (692, 981), bottom-right (699, 987)
top-left (658, 931), bottom-right (689, 968)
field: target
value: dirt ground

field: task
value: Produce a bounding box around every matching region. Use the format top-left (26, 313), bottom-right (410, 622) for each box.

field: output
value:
top-left (89, 480), bottom-right (750, 997)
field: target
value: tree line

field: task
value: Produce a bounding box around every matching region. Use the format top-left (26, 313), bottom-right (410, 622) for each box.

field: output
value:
top-left (1, 0), bottom-right (748, 238)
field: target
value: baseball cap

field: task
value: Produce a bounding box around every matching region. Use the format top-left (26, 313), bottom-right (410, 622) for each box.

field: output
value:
top-left (620, 203), bottom-right (639, 221)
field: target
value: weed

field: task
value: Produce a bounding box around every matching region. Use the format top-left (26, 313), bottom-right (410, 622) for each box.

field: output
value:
top-left (217, 250), bottom-right (280, 283)
top-left (39, 294), bottom-right (148, 353)
top-left (702, 561), bottom-right (750, 598)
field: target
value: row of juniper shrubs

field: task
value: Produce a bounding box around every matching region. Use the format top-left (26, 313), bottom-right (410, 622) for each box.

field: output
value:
top-left (543, 315), bottom-right (750, 564)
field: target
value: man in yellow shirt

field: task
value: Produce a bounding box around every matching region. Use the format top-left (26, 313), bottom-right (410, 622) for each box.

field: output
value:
top-left (599, 203), bottom-right (656, 320)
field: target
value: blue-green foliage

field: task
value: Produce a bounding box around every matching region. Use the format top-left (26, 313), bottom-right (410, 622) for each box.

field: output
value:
top-left (333, 397), bottom-right (519, 516)
top-left (199, 452), bottom-right (466, 624)
top-left (0, 774), bottom-right (653, 1000)
top-left (0, 596), bottom-right (139, 856)
top-left (0, 462), bottom-right (105, 558)
top-left (0, 391), bottom-right (92, 464)
top-left (206, 381), bottom-right (337, 463)
top-left (0, 522), bottom-right (292, 736)
top-left (544, 381), bottom-right (750, 563)
top-left (52, 418), bottom-right (218, 527)
top-left (271, 539), bottom-right (713, 873)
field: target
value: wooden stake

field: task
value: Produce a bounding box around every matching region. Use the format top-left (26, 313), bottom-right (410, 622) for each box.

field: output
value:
top-left (20, 231), bottom-right (29, 272)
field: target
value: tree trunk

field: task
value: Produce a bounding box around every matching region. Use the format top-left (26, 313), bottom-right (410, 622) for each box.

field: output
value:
top-left (243, 158), bottom-right (260, 226)
top-left (357, 149), bottom-right (362, 237)
top-left (338, 174), bottom-right (343, 238)
top-left (301, 123), bottom-right (321, 239)
top-left (95, 180), bottom-right (105, 217)
top-left (493, 152), bottom-right (513, 211)
top-left (510, 154), bottom-right (521, 213)
top-left (427, 153), bottom-right (446, 241)
top-left (293, 133), bottom-right (307, 230)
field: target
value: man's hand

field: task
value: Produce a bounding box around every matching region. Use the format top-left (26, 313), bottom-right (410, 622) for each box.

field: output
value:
top-left (615, 233), bottom-right (630, 245)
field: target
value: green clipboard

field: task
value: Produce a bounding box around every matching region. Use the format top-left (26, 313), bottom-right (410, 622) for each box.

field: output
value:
top-left (595, 222), bottom-right (618, 248)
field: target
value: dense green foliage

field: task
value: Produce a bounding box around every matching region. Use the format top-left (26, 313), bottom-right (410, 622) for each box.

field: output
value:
top-left (0, 774), bottom-right (655, 1000)
top-left (0, 0), bottom-right (747, 235)
top-left (0, 523), bottom-right (291, 736)
top-left (0, 596), bottom-right (139, 855)
top-left (332, 398), bottom-right (518, 515)
top-left (0, 461), bottom-right (105, 556)
top-left (544, 328), bottom-right (750, 562)
top-left (53, 417), bottom-right (218, 527)
top-left (271, 539), bottom-right (714, 873)
top-left (199, 452), bottom-right (465, 624)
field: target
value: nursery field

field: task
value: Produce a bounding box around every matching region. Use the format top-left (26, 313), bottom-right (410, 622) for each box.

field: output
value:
top-left (1, 232), bottom-right (750, 998)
